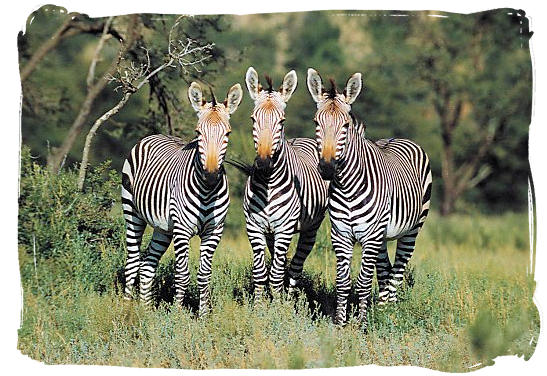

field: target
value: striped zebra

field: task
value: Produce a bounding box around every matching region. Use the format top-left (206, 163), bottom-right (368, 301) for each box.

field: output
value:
top-left (307, 69), bottom-right (432, 328)
top-left (121, 81), bottom-right (243, 316)
top-left (240, 67), bottom-right (329, 297)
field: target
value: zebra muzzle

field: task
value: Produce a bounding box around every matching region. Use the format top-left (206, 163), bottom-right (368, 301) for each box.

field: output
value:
top-left (203, 169), bottom-right (221, 187)
top-left (254, 155), bottom-right (273, 172)
top-left (318, 158), bottom-right (336, 180)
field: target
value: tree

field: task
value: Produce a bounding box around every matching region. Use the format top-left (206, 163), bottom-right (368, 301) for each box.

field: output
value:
top-left (78, 16), bottom-right (214, 190)
top-left (43, 15), bottom-right (139, 173)
top-left (365, 9), bottom-right (532, 215)
top-left (18, 10), bottom-right (123, 83)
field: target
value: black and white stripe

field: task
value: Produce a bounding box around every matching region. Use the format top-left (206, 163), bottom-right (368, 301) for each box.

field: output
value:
top-left (307, 69), bottom-right (432, 328)
top-left (121, 82), bottom-right (242, 316)
top-left (241, 68), bottom-right (329, 297)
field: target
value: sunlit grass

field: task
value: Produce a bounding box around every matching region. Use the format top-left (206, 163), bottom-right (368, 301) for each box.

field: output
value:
top-left (18, 211), bottom-right (538, 370)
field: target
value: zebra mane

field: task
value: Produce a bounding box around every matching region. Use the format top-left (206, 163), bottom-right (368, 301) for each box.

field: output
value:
top-left (264, 74), bottom-right (274, 93)
top-left (326, 78), bottom-right (337, 99)
top-left (209, 86), bottom-right (217, 106)
top-left (350, 111), bottom-right (367, 137)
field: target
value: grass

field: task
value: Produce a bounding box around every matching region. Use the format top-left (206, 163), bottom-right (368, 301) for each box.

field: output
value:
top-left (17, 209), bottom-right (539, 370)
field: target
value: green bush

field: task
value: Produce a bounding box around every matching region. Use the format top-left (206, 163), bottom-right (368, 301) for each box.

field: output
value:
top-left (18, 146), bottom-right (125, 296)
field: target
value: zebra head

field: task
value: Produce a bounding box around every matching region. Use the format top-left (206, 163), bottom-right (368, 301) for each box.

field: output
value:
top-left (306, 68), bottom-right (362, 180)
top-left (245, 67), bottom-right (297, 172)
top-left (188, 81), bottom-right (243, 186)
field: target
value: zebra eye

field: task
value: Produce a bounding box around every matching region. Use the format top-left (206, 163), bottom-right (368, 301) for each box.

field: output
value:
top-left (226, 131), bottom-right (231, 136)
top-left (314, 120), bottom-right (320, 126)
top-left (343, 122), bottom-right (350, 128)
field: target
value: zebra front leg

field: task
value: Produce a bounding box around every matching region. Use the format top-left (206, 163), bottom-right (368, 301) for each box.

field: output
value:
top-left (172, 227), bottom-right (192, 307)
top-left (288, 228), bottom-right (319, 294)
top-left (197, 226), bottom-right (223, 317)
top-left (376, 239), bottom-right (391, 305)
top-left (138, 229), bottom-right (172, 305)
top-left (356, 236), bottom-right (383, 331)
top-left (332, 228), bottom-right (355, 326)
top-left (247, 226), bottom-right (268, 299)
top-left (122, 192), bottom-right (146, 300)
top-left (269, 231), bottom-right (293, 296)
top-left (388, 230), bottom-right (418, 303)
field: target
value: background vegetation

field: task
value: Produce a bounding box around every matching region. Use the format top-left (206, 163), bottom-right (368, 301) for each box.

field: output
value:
top-left (17, 148), bottom-right (538, 369)
top-left (17, 5), bottom-right (537, 371)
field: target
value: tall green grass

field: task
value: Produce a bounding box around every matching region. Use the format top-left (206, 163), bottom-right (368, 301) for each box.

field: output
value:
top-left (17, 150), bottom-right (538, 370)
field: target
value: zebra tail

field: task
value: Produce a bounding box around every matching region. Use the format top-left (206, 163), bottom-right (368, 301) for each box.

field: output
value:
top-left (225, 158), bottom-right (254, 176)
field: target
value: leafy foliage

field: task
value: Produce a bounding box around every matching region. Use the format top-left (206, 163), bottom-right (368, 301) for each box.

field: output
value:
top-left (18, 146), bottom-right (124, 295)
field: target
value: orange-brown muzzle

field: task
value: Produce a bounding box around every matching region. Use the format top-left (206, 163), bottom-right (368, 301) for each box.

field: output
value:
top-left (257, 127), bottom-right (273, 161)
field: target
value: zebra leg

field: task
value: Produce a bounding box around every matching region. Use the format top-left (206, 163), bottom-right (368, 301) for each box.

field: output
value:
top-left (269, 231), bottom-right (293, 296)
top-left (332, 228), bottom-right (355, 326)
top-left (122, 189), bottom-right (146, 300)
top-left (376, 239), bottom-right (392, 305)
top-left (197, 226), bottom-right (223, 317)
top-left (355, 236), bottom-right (383, 331)
top-left (287, 228), bottom-right (319, 294)
top-left (247, 227), bottom-right (268, 299)
top-left (172, 227), bottom-right (193, 307)
top-left (387, 229), bottom-right (418, 303)
top-left (138, 229), bottom-right (172, 305)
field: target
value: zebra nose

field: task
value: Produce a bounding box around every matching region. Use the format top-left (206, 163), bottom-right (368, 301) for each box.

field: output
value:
top-left (254, 155), bottom-right (273, 171)
top-left (203, 169), bottom-right (221, 187)
top-left (318, 158), bottom-right (336, 180)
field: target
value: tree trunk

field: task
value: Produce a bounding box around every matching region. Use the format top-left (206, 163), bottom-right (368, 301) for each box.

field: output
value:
top-left (440, 122), bottom-right (458, 216)
top-left (46, 14), bottom-right (139, 173)
top-left (78, 92), bottom-right (132, 190)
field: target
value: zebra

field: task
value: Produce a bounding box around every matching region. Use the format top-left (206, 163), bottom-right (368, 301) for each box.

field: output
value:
top-left (306, 68), bottom-right (432, 328)
top-left (238, 67), bottom-right (329, 297)
top-left (121, 81), bottom-right (243, 316)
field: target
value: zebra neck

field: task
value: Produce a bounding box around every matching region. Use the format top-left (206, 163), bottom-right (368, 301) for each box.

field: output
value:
top-left (335, 124), bottom-right (368, 183)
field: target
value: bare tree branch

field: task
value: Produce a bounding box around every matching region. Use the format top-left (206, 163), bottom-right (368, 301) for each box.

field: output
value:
top-left (86, 16), bottom-right (114, 89)
top-left (77, 16), bottom-right (214, 190)
top-left (20, 13), bottom-right (123, 83)
top-left (47, 14), bottom-right (140, 173)
top-left (19, 13), bottom-right (76, 82)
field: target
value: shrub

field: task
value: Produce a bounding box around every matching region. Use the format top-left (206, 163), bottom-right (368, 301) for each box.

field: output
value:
top-left (18, 146), bottom-right (125, 295)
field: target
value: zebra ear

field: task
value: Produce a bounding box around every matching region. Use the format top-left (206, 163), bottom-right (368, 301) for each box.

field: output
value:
top-left (307, 68), bottom-right (323, 103)
top-left (225, 83), bottom-right (243, 114)
top-left (245, 67), bottom-right (260, 101)
top-left (344, 73), bottom-right (362, 105)
top-left (280, 70), bottom-right (297, 102)
top-left (188, 82), bottom-right (204, 112)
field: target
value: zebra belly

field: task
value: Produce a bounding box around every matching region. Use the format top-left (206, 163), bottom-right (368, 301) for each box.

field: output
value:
top-left (385, 221), bottom-right (412, 240)
top-left (135, 200), bottom-right (173, 233)
top-left (384, 209), bottom-right (420, 240)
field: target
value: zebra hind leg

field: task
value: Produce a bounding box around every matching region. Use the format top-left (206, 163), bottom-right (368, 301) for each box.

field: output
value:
top-left (376, 239), bottom-right (391, 305)
top-left (387, 230), bottom-right (418, 303)
top-left (287, 228), bottom-right (319, 295)
top-left (122, 185), bottom-right (146, 300)
top-left (138, 229), bottom-right (172, 305)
